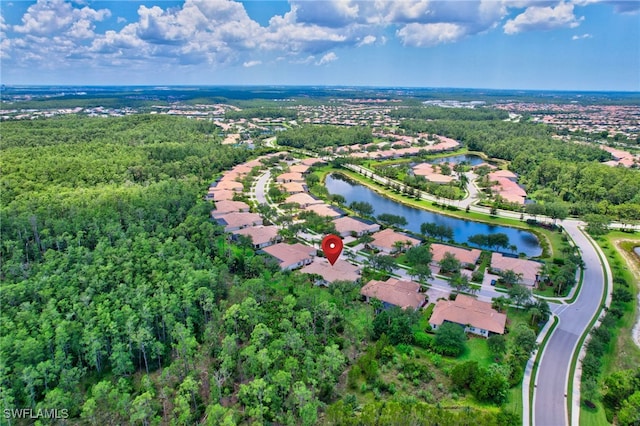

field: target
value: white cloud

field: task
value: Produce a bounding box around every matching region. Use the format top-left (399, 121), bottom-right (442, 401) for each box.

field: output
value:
top-left (2, 0), bottom-right (628, 77)
top-left (397, 22), bottom-right (467, 47)
top-left (13, 0), bottom-right (110, 38)
top-left (357, 35), bottom-right (376, 46)
top-left (504, 2), bottom-right (583, 34)
top-left (316, 52), bottom-right (338, 65)
top-left (572, 33), bottom-right (592, 39)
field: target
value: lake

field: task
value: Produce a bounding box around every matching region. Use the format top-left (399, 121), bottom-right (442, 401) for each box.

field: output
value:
top-left (427, 154), bottom-right (485, 166)
top-left (326, 173), bottom-right (542, 257)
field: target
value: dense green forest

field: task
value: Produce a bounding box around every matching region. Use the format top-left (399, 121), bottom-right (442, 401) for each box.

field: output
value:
top-left (390, 107), bottom-right (509, 121)
top-left (400, 119), bottom-right (640, 219)
top-left (2, 116), bottom-right (521, 425)
top-left (277, 125), bottom-right (373, 150)
top-left (224, 108), bottom-right (297, 120)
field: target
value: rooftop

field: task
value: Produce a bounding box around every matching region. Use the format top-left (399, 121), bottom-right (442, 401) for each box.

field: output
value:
top-left (429, 294), bottom-right (507, 334)
top-left (360, 277), bottom-right (424, 310)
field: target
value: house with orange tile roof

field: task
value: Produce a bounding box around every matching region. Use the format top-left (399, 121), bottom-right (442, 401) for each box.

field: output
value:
top-left (369, 228), bottom-right (421, 253)
top-left (360, 278), bottom-right (425, 310)
top-left (261, 243), bottom-right (316, 270)
top-left (429, 294), bottom-right (506, 338)
top-left (490, 252), bottom-right (542, 287)
top-left (300, 258), bottom-right (361, 286)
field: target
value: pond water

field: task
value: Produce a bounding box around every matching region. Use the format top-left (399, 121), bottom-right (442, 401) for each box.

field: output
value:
top-left (634, 247), bottom-right (640, 257)
top-left (427, 154), bottom-right (485, 166)
top-left (326, 173), bottom-right (542, 257)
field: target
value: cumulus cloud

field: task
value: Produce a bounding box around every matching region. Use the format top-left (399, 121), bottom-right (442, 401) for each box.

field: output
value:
top-left (13, 0), bottom-right (110, 37)
top-left (397, 23), bottom-right (467, 47)
top-left (1, 0), bottom-right (629, 76)
top-left (572, 33), bottom-right (592, 40)
top-left (504, 2), bottom-right (583, 34)
top-left (357, 35), bottom-right (377, 46)
top-left (573, 0), bottom-right (640, 14)
top-left (316, 51), bottom-right (338, 65)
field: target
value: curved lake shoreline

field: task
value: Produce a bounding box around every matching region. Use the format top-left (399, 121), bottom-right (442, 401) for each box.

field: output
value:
top-left (325, 172), bottom-right (543, 257)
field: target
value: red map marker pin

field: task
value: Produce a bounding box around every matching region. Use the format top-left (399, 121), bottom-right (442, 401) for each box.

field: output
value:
top-left (321, 234), bottom-right (343, 266)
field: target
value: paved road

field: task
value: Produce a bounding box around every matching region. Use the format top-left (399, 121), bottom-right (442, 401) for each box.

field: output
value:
top-left (533, 220), bottom-right (607, 426)
top-left (257, 154), bottom-right (623, 426)
top-left (340, 160), bottom-right (616, 426)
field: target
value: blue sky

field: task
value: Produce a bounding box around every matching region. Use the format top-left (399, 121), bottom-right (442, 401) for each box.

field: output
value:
top-left (1, 0), bottom-right (639, 90)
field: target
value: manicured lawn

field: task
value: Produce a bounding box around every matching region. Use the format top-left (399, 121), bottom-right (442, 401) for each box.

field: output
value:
top-left (580, 404), bottom-right (609, 426)
top-left (459, 336), bottom-right (493, 368)
top-left (505, 384), bottom-right (523, 419)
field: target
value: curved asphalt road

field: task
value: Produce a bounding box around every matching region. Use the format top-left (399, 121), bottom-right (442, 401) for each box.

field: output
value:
top-left (533, 220), bottom-right (608, 426)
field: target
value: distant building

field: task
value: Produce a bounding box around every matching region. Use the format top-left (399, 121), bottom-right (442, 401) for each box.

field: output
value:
top-left (360, 277), bottom-right (425, 310)
top-left (429, 294), bottom-right (506, 338)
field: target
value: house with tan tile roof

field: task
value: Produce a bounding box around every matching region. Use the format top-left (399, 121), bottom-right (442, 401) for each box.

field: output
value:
top-left (431, 244), bottom-right (481, 268)
top-left (289, 164), bottom-right (311, 174)
top-left (233, 225), bottom-right (281, 249)
top-left (211, 200), bottom-right (250, 218)
top-left (488, 170), bottom-right (527, 205)
top-left (261, 243), bottom-right (316, 271)
top-left (413, 163), bottom-right (456, 184)
top-left (284, 193), bottom-right (323, 208)
top-left (332, 216), bottom-right (381, 237)
top-left (215, 212), bottom-right (263, 232)
top-left (213, 180), bottom-right (244, 192)
top-left (300, 258), bottom-right (361, 286)
top-left (429, 294), bottom-right (506, 337)
top-left (280, 182), bottom-right (307, 194)
top-left (360, 278), bottom-right (425, 310)
top-left (490, 252), bottom-right (542, 287)
top-left (370, 228), bottom-right (421, 254)
top-left (275, 172), bottom-right (305, 183)
top-left (302, 203), bottom-right (344, 218)
top-left (301, 158), bottom-right (325, 166)
top-left (206, 188), bottom-right (236, 201)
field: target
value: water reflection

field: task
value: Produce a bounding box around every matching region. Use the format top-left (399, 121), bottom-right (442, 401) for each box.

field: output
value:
top-left (326, 173), bottom-right (542, 257)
